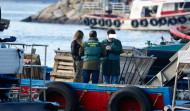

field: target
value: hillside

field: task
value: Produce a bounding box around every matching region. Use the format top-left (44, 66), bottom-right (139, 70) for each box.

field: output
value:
top-left (22, 0), bottom-right (86, 25)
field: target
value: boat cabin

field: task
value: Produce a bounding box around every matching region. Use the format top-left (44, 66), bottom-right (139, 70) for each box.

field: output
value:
top-left (130, 0), bottom-right (190, 19)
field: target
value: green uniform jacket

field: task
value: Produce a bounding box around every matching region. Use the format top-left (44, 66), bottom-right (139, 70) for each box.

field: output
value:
top-left (102, 39), bottom-right (122, 76)
top-left (79, 37), bottom-right (106, 70)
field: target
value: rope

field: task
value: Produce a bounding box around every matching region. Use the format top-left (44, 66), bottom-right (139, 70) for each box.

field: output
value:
top-left (79, 89), bottom-right (88, 101)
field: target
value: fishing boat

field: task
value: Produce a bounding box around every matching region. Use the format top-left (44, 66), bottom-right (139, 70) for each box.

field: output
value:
top-left (0, 8), bottom-right (59, 111)
top-left (20, 43), bottom-right (190, 111)
top-left (2, 31), bottom-right (190, 111)
top-left (143, 40), bottom-right (186, 76)
top-left (170, 25), bottom-right (190, 43)
top-left (83, 0), bottom-right (190, 30)
top-left (2, 7), bottom-right (190, 111)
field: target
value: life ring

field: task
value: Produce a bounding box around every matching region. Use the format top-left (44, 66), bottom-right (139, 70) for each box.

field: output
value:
top-left (98, 19), bottom-right (105, 26)
top-left (113, 19), bottom-right (121, 27)
top-left (131, 20), bottom-right (139, 28)
top-left (108, 86), bottom-right (153, 111)
top-left (168, 17), bottom-right (177, 25)
top-left (39, 82), bottom-right (79, 111)
top-left (140, 19), bottom-right (148, 27)
top-left (84, 18), bottom-right (89, 26)
top-left (158, 17), bottom-right (167, 26)
top-left (150, 18), bottom-right (158, 26)
top-left (178, 16), bottom-right (187, 24)
top-left (105, 19), bottom-right (112, 27)
top-left (90, 18), bottom-right (97, 26)
top-left (180, 38), bottom-right (190, 43)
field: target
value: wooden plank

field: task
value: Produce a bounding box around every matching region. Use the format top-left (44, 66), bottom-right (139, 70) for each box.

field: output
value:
top-left (51, 72), bottom-right (74, 78)
top-left (57, 70), bottom-right (73, 74)
top-left (50, 76), bottom-right (55, 81)
top-left (54, 75), bottom-right (74, 79)
top-left (55, 55), bottom-right (73, 61)
top-left (57, 66), bottom-right (74, 70)
top-left (59, 62), bottom-right (73, 66)
top-left (54, 78), bottom-right (74, 82)
top-left (54, 50), bottom-right (71, 54)
top-left (52, 60), bottom-right (59, 72)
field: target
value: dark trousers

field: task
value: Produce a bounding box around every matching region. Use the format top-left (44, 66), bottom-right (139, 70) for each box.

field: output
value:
top-left (83, 69), bottom-right (99, 84)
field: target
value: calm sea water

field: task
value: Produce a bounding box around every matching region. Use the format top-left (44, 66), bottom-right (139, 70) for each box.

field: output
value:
top-left (0, 1), bottom-right (171, 66)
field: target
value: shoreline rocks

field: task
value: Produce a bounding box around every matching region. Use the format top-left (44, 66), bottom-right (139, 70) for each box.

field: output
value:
top-left (22, 0), bottom-right (85, 25)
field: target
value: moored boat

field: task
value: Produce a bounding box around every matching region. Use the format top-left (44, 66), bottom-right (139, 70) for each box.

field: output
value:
top-left (84, 0), bottom-right (190, 30)
top-left (170, 25), bottom-right (190, 43)
top-left (0, 8), bottom-right (59, 111)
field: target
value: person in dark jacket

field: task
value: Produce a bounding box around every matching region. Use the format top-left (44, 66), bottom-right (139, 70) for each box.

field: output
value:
top-left (102, 29), bottom-right (122, 84)
top-left (71, 30), bottom-right (84, 82)
top-left (79, 31), bottom-right (106, 84)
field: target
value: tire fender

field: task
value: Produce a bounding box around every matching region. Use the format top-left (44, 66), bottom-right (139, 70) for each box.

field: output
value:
top-left (105, 19), bottom-right (112, 27)
top-left (39, 82), bottom-right (79, 111)
top-left (131, 20), bottom-right (139, 28)
top-left (168, 17), bottom-right (177, 25)
top-left (90, 18), bottom-right (97, 26)
top-left (140, 19), bottom-right (148, 27)
top-left (108, 86), bottom-right (153, 111)
top-left (170, 32), bottom-right (180, 40)
top-left (158, 17), bottom-right (167, 26)
top-left (178, 16), bottom-right (187, 24)
top-left (150, 18), bottom-right (158, 26)
top-left (113, 19), bottom-right (121, 27)
top-left (98, 19), bottom-right (105, 26)
top-left (84, 18), bottom-right (89, 26)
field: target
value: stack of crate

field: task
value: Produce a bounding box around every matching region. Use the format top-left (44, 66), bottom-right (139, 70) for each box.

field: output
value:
top-left (50, 50), bottom-right (75, 82)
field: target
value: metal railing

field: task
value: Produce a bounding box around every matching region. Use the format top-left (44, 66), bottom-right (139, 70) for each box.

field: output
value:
top-left (0, 42), bottom-right (48, 101)
top-left (83, 2), bottom-right (102, 10)
top-left (83, 2), bottom-right (130, 14)
top-left (110, 2), bottom-right (130, 13)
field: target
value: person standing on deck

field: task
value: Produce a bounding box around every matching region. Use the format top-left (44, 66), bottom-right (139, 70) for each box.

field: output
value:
top-left (102, 29), bottom-right (122, 84)
top-left (71, 30), bottom-right (84, 82)
top-left (79, 31), bottom-right (106, 84)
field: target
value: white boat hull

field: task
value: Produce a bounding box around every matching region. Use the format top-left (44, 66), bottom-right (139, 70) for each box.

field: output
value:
top-left (85, 13), bottom-right (190, 31)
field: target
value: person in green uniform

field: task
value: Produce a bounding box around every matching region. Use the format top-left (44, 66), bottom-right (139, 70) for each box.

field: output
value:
top-left (102, 29), bottom-right (122, 84)
top-left (79, 31), bottom-right (106, 84)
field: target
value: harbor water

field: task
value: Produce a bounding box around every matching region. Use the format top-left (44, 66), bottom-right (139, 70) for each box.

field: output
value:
top-left (0, 1), bottom-right (172, 67)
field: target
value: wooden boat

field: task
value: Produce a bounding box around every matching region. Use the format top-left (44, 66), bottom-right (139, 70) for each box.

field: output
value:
top-left (2, 7), bottom-right (190, 111)
top-left (170, 25), bottom-right (190, 43)
top-left (2, 41), bottom-right (190, 111)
